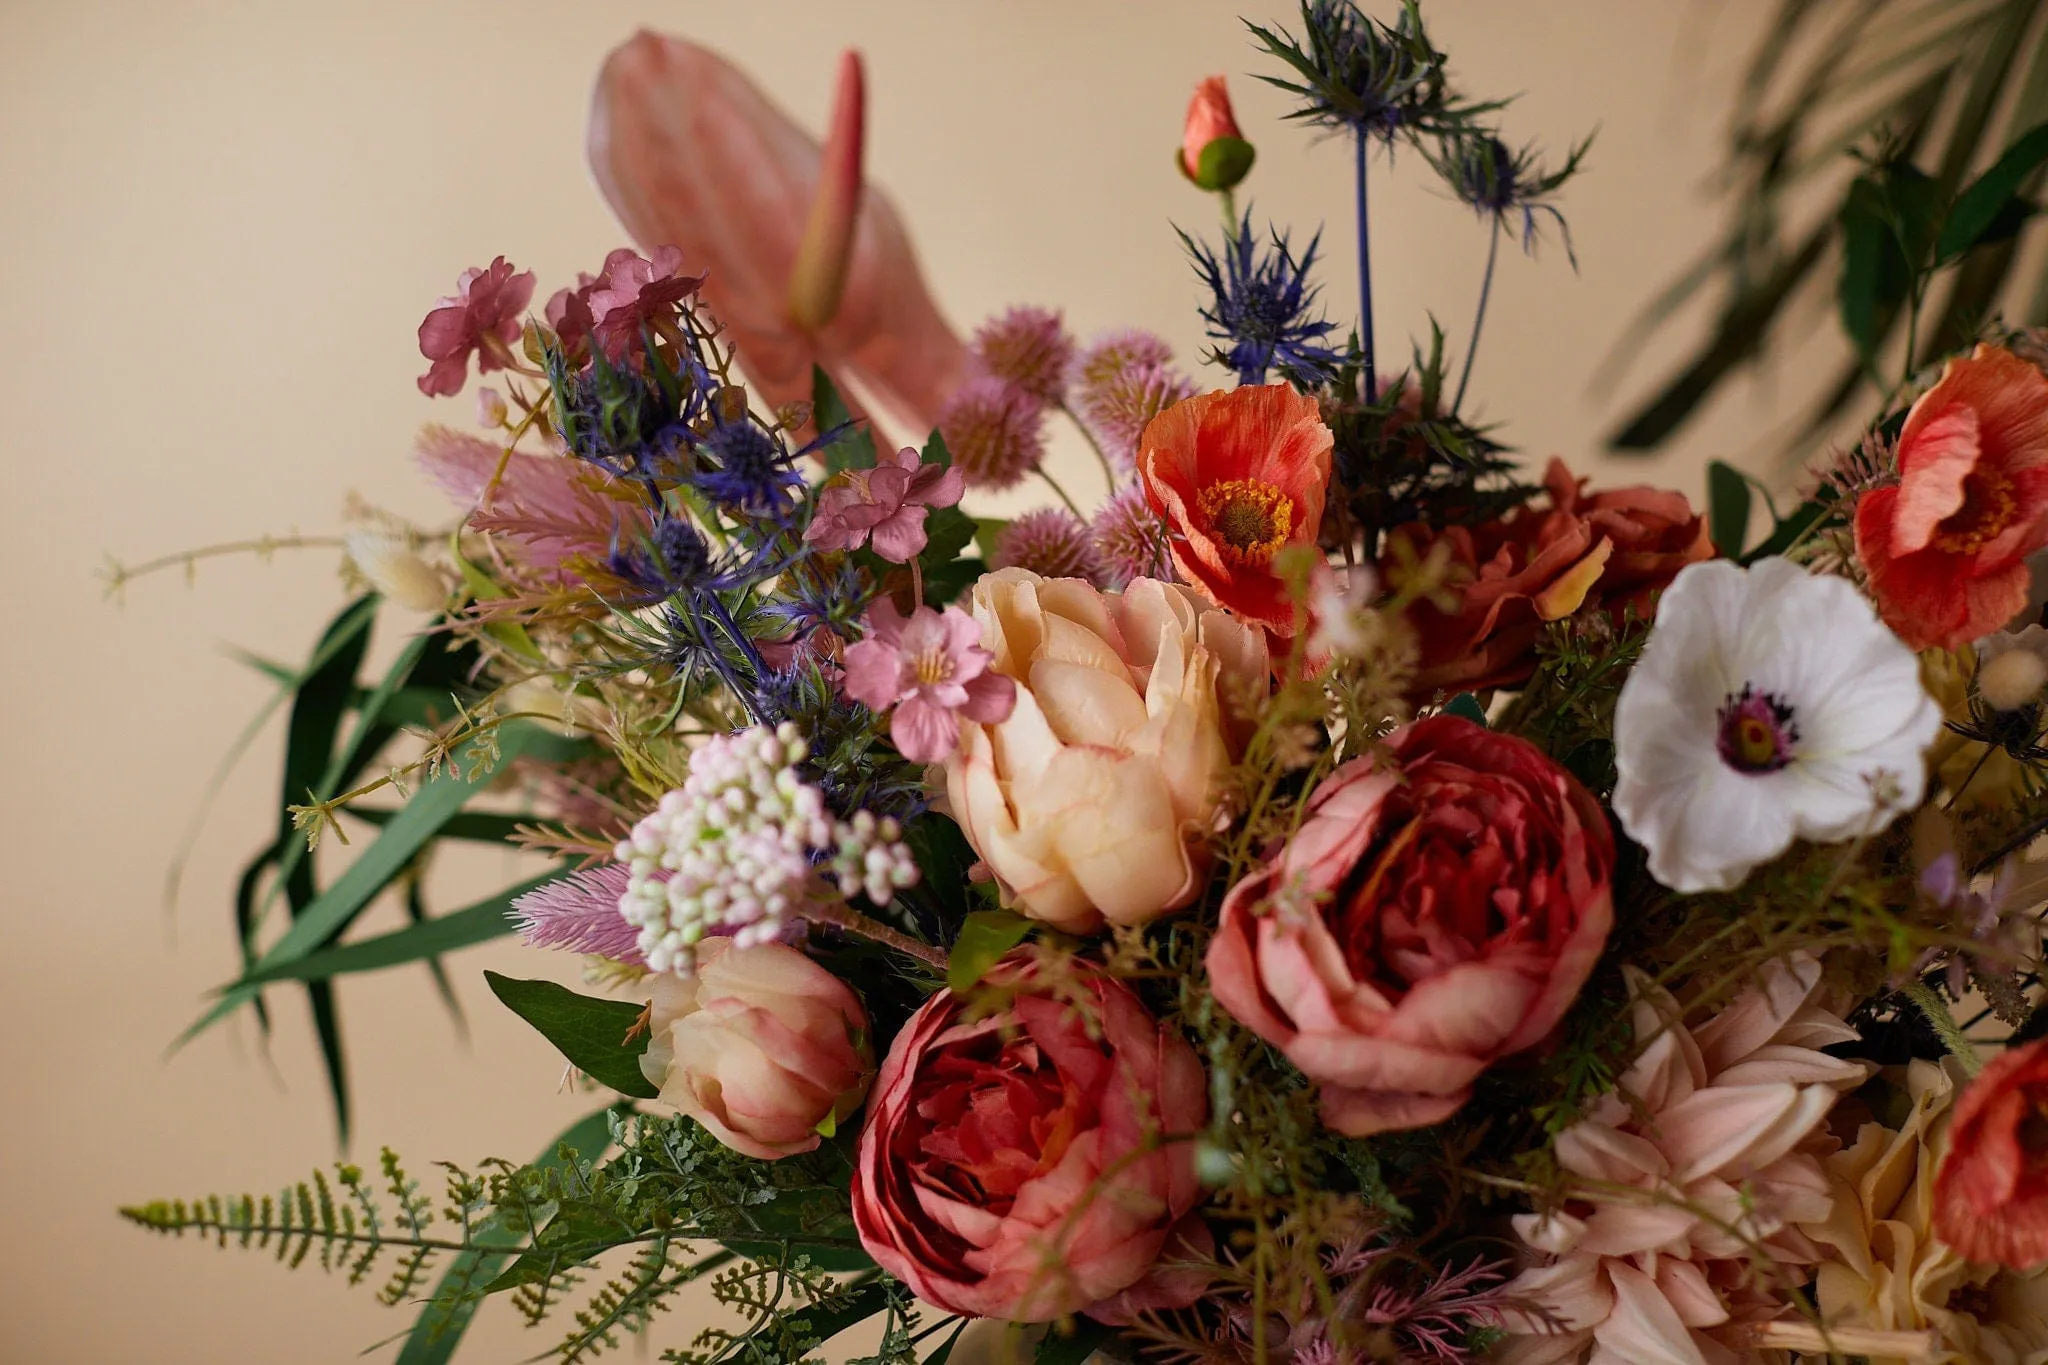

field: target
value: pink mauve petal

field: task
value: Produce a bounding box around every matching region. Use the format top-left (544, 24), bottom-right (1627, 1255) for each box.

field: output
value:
top-left (839, 637), bottom-right (905, 711)
top-left (865, 505), bottom-right (930, 562)
top-left (891, 696), bottom-right (960, 762)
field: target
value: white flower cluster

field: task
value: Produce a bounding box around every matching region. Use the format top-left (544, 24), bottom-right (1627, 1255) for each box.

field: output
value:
top-left (616, 722), bottom-right (919, 976)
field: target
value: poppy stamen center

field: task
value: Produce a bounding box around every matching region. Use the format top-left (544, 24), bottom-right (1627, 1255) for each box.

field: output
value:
top-left (1197, 479), bottom-right (1294, 563)
top-left (1934, 467), bottom-right (2019, 555)
top-left (1717, 683), bottom-right (1799, 774)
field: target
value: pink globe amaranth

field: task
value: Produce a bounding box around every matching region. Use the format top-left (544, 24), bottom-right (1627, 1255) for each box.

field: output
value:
top-left (1206, 715), bottom-right (1614, 1137)
top-left (852, 956), bottom-right (1209, 1322)
top-left (639, 939), bottom-right (875, 1161)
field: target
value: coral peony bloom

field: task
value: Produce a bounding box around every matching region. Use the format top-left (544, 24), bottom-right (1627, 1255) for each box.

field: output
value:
top-left (943, 568), bottom-right (1270, 933)
top-left (803, 444), bottom-right (964, 562)
top-left (1206, 715), bottom-right (1613, 1136)
top-left (1855, 343), bottom-right (2048, 651)
top-left (851, 955), bottom-right (1207, 1321)
top-left (1934, 1036), bottom-right (2048, 1269)
top-left (1384, 457), bottom-right (1712, 695)
top-left (1179, 76), bottom-right (1254, 191)
top-left (416, 256), bottom-right (536, 398)
top-left (589, 34), bottom-right (969, 434)
top-left (1140, 384), bottom-right (1334, 639)
top-left (841, 601), bottom-right (1015, 763)
top-left (639, 938), bottom-right (874, 1161)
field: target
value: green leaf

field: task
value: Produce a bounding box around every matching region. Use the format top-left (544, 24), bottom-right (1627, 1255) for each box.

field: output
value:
top-left (1189, 135), bottom-right (1256, 192)
top-left (816, 366), bottom-right (877, 474)
top-left (1706, 460), bottom-right (1753, 558)
top-left (948, 909), bottom-right (1034, 992)
top-left (922, 504), bottom-right (978, 564)
top-left (184, 722), bottom-right (548, 1047)
top-left (484, 972), bottom-right (659, 1099)
top-left (394, 1105), bottom-right (625, 1365)
top-left (1838, 175), bottom-right (1899, 364)
top-left (1443, 693), bottom-right (1487, 726)
top-left (922, 556), bottom-right (986, 608)
top-left (922, 1319), bottom-right (970, 1365)
top-left (972, 517), bottom-right (1009, 561)
top-left (342, 808), bottom-right (535, 843)
top-left (1940, 120), bottom-right (2048, 262)
top-left (231, 870), bottom-right (561, 986)
top-left (1035, 1318), bottom-right (1116, 1364)
top-left (922, 427), bottom-right (953, 469)
top-left (786, 1278), bottom-right (892, 1350)
top-left (1742, 497), bottom-right (1831, 564)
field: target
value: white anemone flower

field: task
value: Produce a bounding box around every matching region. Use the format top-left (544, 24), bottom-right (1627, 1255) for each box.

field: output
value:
top-left (1613, 557), bottom-right (1940, 893)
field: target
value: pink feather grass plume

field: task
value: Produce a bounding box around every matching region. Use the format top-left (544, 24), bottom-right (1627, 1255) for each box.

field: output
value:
top-left (415, 425), bottom-right (648, 576)
top-left (588, 34), bottom-right (969, 435)
top-left (511, 864), bottom-right (647, 966)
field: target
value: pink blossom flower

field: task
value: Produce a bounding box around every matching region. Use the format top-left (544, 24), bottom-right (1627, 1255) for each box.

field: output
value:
top-left (587, 245), bottom-right (704, 361)
top-left (937, 375), bottom-right (1047, 490)
top-left (841, 601), bottom-right (1014, 763)
top-left (415, 426), bottom-right (647, 575)
top-left (803, 445), bottom-right (964, 562)
top-left (991, 507), bottom-right (1102, 583)
top-left (971, 306), bottom-right (1074, 406)
top-left (416, 256), bottom-right (536, 398)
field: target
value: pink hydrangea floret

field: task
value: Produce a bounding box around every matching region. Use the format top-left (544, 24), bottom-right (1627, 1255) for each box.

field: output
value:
top-left (804, 446), bottom-right (965, 563)
top-left (841, 602), bottom-right (1015, 763)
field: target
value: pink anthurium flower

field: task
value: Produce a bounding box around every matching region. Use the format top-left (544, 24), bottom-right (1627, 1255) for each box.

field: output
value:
top-left (588, 33), bottom-right (968, 434)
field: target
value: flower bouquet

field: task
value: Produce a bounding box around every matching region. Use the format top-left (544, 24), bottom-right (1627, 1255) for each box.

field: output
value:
top-left (120, 4), bottom-right (2048, 1363)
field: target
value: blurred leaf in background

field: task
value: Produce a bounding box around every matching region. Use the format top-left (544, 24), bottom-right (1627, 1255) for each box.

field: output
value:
top-left (1605, 0), bottom-right (2048, 460)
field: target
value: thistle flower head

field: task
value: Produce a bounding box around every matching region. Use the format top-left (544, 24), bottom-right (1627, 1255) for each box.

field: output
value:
top-left (971, 305), bottom-right (1075, 407)
top-left (1078, 359), bottom-right (1198, 471)
top-left (1248, 0), bottom-right (1489, 144)
top-left (1429, 128), bottom-right (1590, 262)
top-left (1089, 484), bottom-right (1174, 589)
top-left (1181, 213), bottom-right (1343, 387)
top-left (936, 375), bottom-right (1047, 490)
top-left (1073, 329), bottom-right (1176, 396)
top-left (991, 508), bottom-right (1103, 583)
top-left (692, 416), bottom-right (800, 519)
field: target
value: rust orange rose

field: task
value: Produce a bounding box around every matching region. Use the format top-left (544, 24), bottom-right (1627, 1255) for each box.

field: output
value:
top-left (1140, 384), bottom-right (1334, 640)
top-left (851, 956), bottom-right (1208, 1321)
top-left (1855, 343), bottom-right (2048, 651)
top-left (1205, 715), bottom-right (1613, 1136)
top-left (1933, 1035), bottom-right (2048, 1268)
top-left (1383, 457), bottom-right (1712, 695)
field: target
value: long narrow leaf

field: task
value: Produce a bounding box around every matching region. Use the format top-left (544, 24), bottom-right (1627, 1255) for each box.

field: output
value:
top-left (230, 870), bottom-right (561, 987)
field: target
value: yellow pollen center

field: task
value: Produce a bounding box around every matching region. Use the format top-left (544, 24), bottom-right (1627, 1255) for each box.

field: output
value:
top-left (1733, 717), bottom-right (1778, 769)
top-left (1933, 468), bottom-right (2019, 555)
top-left (913, 646), bottom-right (952, 686)
top-left (1196, 479), bottom-right (1294, 563)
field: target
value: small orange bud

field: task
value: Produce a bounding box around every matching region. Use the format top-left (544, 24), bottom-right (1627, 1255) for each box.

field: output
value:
top-left (1180, 75), bottom-right (1254, 191)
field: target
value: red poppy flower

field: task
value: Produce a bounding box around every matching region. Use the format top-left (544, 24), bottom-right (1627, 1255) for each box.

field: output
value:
top-left (1933, 1035), bottom-right (2048, 1268)
top-left (1854, 344), bottom-right (2048, 651)
top-left (1138, 384), bottom-right (1334, 638)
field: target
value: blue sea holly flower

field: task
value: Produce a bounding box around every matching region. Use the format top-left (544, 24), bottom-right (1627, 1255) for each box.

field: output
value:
top-left (692, 417), bottom-right (801, 519)
top-left (1180, 213), bottom-right (1342, 388)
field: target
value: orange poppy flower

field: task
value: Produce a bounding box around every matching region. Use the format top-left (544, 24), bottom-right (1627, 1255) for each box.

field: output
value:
top-left (1138, 385), bottom-right (1334, 638)
top-left (1855, 344), bottom-right (2048, 651)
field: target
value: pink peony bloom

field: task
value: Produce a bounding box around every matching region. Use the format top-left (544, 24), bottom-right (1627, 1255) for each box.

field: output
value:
top-left (851, 954), bottom-right (1208, 1321)
top-left (589, 34), bottom-right (969, 434)
top-left (416, 256), bottom-right (536, 398)
top-left (586, 244), bottom-right (704, 362)
top-left (414, 425), bottom-right (647, 574)
top-left (803, 445), bottom-right (964, 562)
top-left (1206, 715), bottom-right (1614, 1135)
top-left (841, 601), bottom-right (1014, 763)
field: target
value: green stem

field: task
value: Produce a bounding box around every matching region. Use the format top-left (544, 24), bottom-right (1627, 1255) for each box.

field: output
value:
top-left (1902, 981), bottom-right (1983, 1076)
top-left (1036, 465), bottom-right (1085, 518)
top-left (1453, 219), bottom-right (1501, 414)
top-left (1060, 402), bottom-right (1120, 494)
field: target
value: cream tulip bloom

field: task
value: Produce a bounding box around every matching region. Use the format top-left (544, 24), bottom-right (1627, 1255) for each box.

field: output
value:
top-left (943, 568), bottom-right (1269, 933)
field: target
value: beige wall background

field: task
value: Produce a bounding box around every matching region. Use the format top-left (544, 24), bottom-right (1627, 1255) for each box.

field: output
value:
top-left (1, 1), bottom-right (1807, 1360)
